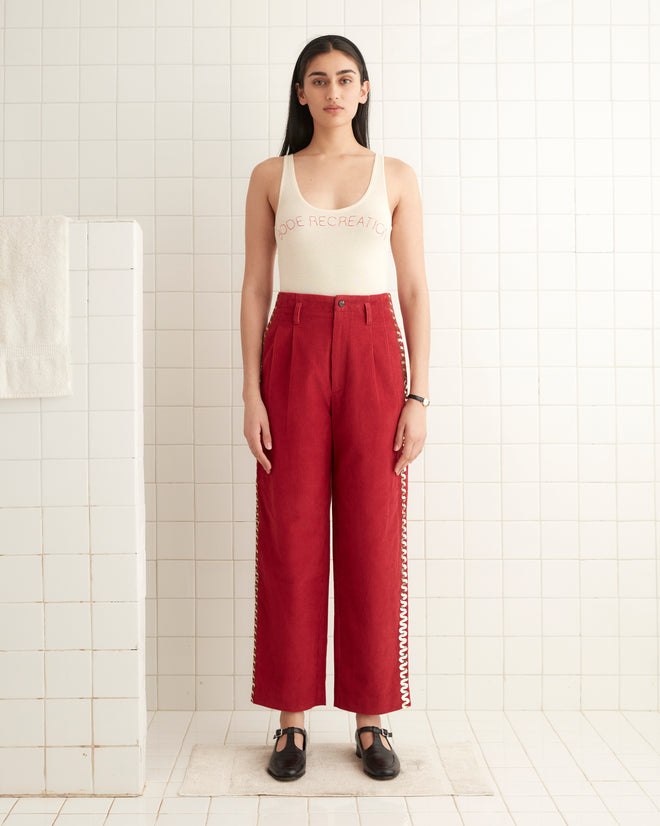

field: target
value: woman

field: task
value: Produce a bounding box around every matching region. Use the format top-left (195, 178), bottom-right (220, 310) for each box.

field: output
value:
top-left (240, 34), bottom-right (430, 782)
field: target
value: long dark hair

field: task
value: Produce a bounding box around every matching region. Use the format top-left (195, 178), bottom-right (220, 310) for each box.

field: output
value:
top-left (280, 34), bottom-right (370, 156)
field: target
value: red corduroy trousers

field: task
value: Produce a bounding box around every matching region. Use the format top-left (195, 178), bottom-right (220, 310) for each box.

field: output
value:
top-left (250, 291), bottom-right (410, 715)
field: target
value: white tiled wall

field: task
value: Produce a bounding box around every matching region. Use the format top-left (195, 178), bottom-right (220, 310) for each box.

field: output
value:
top-left (1, 0), bottom-right (658, 723)
top-left (0, 220), bottom-right (146, 795)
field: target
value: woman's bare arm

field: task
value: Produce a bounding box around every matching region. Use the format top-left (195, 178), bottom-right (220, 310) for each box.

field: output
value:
top-left (388, 159), bottom-right (431, 475)
top-left (240, 158), bottom-right (278, 472)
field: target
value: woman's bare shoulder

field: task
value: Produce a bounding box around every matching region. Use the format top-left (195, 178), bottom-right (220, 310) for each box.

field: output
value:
top-left (384, 156), bottom-right (420, 212)
top-left (250, 155), bottom-right (284, 185)
top-left (384, 156), bottom-right (418, 181)
top-left (248, 156), bottom-right (285, 213)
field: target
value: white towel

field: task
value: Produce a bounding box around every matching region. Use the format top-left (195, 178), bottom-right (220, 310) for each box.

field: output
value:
top-left (0, 215), bottom-right (71, 398)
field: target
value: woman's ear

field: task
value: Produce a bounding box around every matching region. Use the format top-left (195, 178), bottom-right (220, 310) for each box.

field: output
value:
top-left (295, 81), bottom-right (307, 106)
top-left (360, 80), bottom-right (370, 103)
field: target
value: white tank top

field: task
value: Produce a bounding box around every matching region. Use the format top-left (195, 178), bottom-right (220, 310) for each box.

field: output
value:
top-left (274, 151), bottom-right (392, 295)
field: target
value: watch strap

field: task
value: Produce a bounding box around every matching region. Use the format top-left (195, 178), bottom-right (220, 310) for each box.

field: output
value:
top-left (407, 393), bottom-right (430, 407)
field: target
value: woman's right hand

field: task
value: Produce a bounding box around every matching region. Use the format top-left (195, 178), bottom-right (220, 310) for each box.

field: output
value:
top-left (243, 394), bottom-right (273, 473)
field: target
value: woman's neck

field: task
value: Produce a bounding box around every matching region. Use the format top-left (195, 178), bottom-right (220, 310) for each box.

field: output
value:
top-left (299, 125), bottom-right (367, 157)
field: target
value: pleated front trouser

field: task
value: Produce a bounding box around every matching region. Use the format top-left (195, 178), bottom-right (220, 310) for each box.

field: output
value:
top-left (250, 291), bottom-right (411, 715)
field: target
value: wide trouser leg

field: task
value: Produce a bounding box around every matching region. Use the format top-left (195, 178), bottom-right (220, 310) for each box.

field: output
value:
top-left (250, 292), bottom-right (410, 715)
top-left (330, 294), bottom-right (411, 714)
top-left (251, 295), bottom-right (333, 711)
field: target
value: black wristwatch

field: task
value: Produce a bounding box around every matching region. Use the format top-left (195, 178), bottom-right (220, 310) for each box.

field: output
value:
top-left (407, 393), bottom-right (430, 407)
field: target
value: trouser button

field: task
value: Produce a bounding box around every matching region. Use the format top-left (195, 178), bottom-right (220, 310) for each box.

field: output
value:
top-left (338, 299), bottom-right (345, 306)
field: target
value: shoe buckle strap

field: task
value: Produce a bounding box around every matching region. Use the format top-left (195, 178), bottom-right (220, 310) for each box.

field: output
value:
top-left (273, 726), bottom-right (306, 740)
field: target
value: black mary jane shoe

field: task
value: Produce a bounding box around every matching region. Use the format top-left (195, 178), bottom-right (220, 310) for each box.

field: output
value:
top-left (267, 726), bottom-right (307, 781)
top-left (355, 725), bottom-right (401, 780)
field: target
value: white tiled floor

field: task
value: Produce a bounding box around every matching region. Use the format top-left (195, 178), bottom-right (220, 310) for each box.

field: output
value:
top-left (1, 708), bottom-right (660, 825)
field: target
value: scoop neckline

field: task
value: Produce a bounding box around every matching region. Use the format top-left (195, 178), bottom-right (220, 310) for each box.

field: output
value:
top-left (289, 151), bottom-right (378, 212)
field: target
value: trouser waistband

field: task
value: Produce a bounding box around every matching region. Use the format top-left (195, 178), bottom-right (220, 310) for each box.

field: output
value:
top-left (272, 291), bottom-right (393, 325)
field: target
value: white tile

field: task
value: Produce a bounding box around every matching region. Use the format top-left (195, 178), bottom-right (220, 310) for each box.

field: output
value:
top-left (107, 794), bottom-right (161, 813)
top-left (208, 813), bottom-right (257, 825)
top-left (89, 223), bottom-right (138, 270)
top-left (89, 458), bottom-right (139, 507)
top-left (93, 698), bottom-right (141, 746)
top-left (158, 797), bottom-right (211, 814)
top-left (406, 796), bottom-right (458, 813)
top-left (0, 603), bottom-right (43, 651)
top-left (45, 651), bottom-right (92, 699)
top-left (0, 507), bottom-right (41, 552)
top-left (94, 746), bottom-right (143, 796)
top-left (0, 555), bottom-right (42, 601)
top-left (0, 411), bottom-right (40, 459)
top-left (91, 555), bottom-right (138, 601)
top-left (93, 651), bottom-right (141, 698)
top-left (357, 797), bottom-right (409, 813)
top-left (0, 460), bottom-right (41, 507)
top-left (309, 814), bottom-right (360, 826)
top-left (43, 507), bottom-right (90, 555)
top-left (308, 798), bottom-right (358, 813)
top-left (89, 270), bottom-right (137, 317)
top-left (45, 699), bottom-right (92, 747)
top-left (44, 600), bottom-right (91, 650)
top-left (209, 797), bottom-right (259, 817)
top-left (259, 796), bottom-right (308, 814)
top-left (91, 316), bottom-right (139, 365)
top-left (45, 746), bottom-right (92, 795)
top-left (59, 797), bottom-right (114, 814)
top-left (0, 699), bottom-right (43, 747)
top-left (90, 507), bottom-right (140, 554)
top-left (357, 814), bottom-right (412, 826)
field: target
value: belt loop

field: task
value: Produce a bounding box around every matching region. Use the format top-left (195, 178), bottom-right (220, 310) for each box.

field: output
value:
top-left (364, 301), bottom-right (372, 325)
top-left (294, 301), bottom-right (302, 324)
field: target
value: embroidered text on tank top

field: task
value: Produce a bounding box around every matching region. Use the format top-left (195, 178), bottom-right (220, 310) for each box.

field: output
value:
top-left (274, 152), bottom-right (393, 295)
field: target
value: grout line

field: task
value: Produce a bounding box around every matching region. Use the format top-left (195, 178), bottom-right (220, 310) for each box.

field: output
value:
top-left (83, 0), bottom-right (95, 796)
top-left (455, 0), bottom-right (466, 723)
top-left (536, 0), bottom-right (545, 712)
top-left (609, 0), bottom-right (621, 714)
top-left (572, 0), bottom-right (582, 714)
top-left (192, 0), bottom-right (197, 715)
top-left (503, 710), bottom-right (574, 824)
top-left (1, 0), bottom-right (4, 218)
top-left (467, 709), bottom-right (539, 824)
top-left (152, 0), bottom-right (159, 715)
top-left (649, 0), bottom-right (659, 722)
top-left (418, 0), bottom-right (427, 707)
top-left (115, 2), bottom-right (118, 220)
top-left (229, 0), bottom-right (235, 714)
top-left (424, 709), bottom-right (471, 820)
top-left (493, 0), bottom-right (504, 713)
top-left (154, 709), bottom-right (195, 819)
top-left (545, 709), bottom-right (653, 820)
top-left (623, 709), bottom-right (660, 761)
top-left (583, 709), bottom-right (660, 814)
top-left (38, 0), bottom-right (47, 796)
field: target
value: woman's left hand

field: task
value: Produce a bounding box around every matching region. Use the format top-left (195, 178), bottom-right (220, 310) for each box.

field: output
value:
top-left (393, 399), bottom-right (427, 475)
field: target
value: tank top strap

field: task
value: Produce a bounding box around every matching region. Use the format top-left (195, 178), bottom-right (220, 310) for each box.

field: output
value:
top-left (276, 154), bottom-right (294, 208)
top-left (370, 152), bottom-right (387, 203)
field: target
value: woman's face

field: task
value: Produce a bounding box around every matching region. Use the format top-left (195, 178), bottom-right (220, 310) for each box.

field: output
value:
top-left (295, 48), bottom-right (369, 127)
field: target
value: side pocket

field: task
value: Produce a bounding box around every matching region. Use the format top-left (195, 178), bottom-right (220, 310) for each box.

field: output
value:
top-left (386, 295), bottom-right (408, 400)
top-left (260, 303), bottom-right (280, 370)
